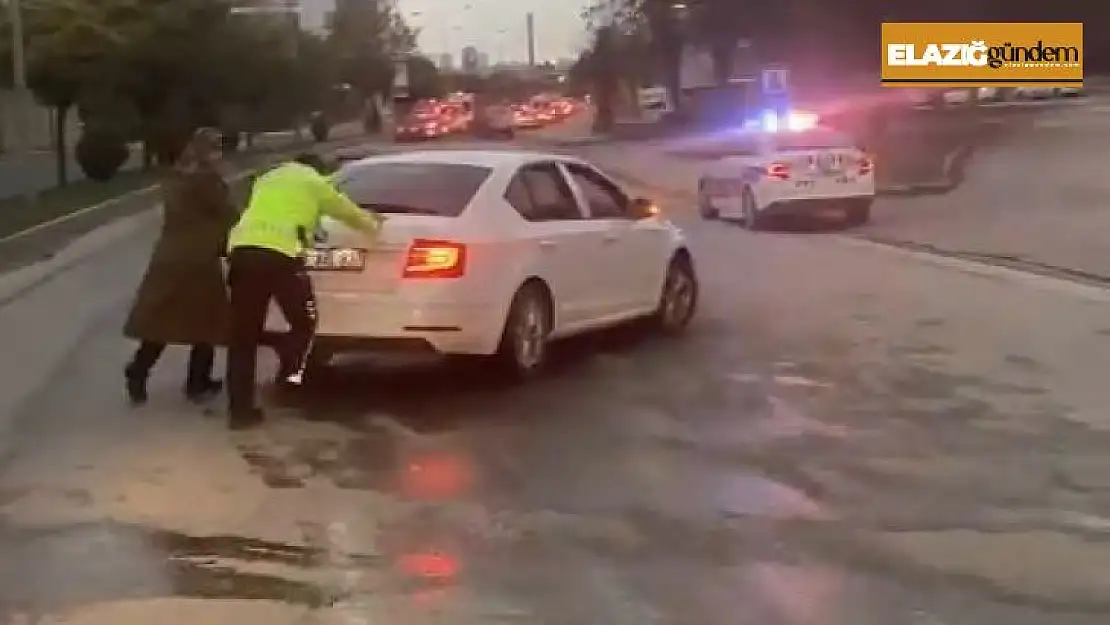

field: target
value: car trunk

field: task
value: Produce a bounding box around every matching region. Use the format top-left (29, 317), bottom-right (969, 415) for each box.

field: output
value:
top-left (308, 215), bottom-right (454, 294)
top-left (774, 147), bottom-right (865, 193)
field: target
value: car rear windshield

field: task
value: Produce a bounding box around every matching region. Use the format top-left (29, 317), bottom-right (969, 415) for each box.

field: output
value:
top-left (773, 131), bottom-right (853, 151)
top-left (336, 162), bottom-right (492, 217)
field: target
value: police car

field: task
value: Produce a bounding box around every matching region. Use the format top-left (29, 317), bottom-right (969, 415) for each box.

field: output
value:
top-left (696, 123), bottom-right (875, 229)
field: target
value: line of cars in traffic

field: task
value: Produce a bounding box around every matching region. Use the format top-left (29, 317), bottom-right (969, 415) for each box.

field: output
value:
top-left (394, 95), bottom-right (584, 142)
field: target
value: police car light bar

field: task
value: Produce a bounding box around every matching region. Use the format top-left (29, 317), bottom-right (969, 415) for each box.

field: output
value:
top-left (745, 110), bottom-right (819, 132)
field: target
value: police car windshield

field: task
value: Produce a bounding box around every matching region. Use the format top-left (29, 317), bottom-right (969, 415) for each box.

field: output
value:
top-left (336, 162), bottom-right (492, 217)
top-left (773, 130), bottom-right (853, 151)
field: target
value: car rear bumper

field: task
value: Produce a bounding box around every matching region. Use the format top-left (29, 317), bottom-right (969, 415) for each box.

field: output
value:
top-left (761, 196), bottom-right (872, 216)
top-left (267, 294), bottom-right (505, 356)
top-left (755, 178), bottom-right (875, 211)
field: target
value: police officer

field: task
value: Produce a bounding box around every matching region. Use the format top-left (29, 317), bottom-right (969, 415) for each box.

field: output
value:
top-left (225, 153), bottom-right (382, 429)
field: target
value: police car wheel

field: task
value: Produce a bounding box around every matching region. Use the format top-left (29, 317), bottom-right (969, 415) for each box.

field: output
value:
top-left (740, 187), bottom-right (762, 231)
top-left (697, 181), bottom-right (718, 219)
top-left (494, 283), bottom-right (551, 380)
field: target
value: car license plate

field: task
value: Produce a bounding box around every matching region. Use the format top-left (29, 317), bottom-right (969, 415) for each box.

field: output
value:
top-left (834, 175), bottom-right (855, 184)
top-left (795, 180), bottom-right (814, 188)
top-left (305, 247), bottom-right (366, 271)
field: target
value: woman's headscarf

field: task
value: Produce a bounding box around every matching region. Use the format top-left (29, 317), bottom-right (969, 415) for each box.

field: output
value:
top-left (175, 127), bottom-right (222, 174)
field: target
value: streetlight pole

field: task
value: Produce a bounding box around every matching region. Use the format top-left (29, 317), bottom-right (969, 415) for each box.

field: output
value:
top-left (7, 0), bottom-right (34, 200)
top-left (9, 0), bottom-right (25, 90)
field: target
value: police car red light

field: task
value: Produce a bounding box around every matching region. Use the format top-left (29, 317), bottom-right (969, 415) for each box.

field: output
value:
top-left (766, 162), bottom-right (790, 180)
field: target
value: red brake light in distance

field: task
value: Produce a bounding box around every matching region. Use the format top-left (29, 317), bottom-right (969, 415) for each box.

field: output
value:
top-left (403, 239), bottom-right (466, 278)
top-left (766, 162), bottom-right (790, 180)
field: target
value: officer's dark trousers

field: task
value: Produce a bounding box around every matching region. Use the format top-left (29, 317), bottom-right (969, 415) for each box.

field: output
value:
top-left (226, 246), bottom-right (317, 413)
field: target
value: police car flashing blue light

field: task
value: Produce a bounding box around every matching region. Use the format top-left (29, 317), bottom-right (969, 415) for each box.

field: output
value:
top-left (744, 110), bottom-right (819, 132)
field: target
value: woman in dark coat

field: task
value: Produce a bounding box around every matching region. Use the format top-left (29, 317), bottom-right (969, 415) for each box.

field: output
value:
top-left (123, 127), bottom-right (237, 404)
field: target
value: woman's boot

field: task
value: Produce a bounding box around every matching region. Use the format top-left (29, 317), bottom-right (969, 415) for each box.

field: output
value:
top-left (125, 342), bottom-right (164, 405)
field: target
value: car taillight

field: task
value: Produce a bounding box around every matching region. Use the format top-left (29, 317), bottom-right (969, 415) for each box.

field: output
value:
top-left (766, 162), bottom-right (790, 180)
top-left (403, 239), bottom-right (466, 279)
top-left (858, 155), bottom-right (874, 175)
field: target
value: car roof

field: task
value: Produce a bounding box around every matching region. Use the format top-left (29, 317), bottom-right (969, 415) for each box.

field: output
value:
top-left (343, 149), bottom-right (586, 171)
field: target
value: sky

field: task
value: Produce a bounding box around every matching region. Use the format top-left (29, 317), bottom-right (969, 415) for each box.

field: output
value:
top-left (298, 0), bottom-right (589, 63)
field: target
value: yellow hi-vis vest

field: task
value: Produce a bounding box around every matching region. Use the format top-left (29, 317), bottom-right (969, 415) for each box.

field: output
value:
top-left (228, 162), bottom-right (382, 258)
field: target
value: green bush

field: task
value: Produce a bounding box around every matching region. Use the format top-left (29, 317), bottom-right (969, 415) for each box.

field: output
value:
top-left (75, 126), bottom-right (130, 181)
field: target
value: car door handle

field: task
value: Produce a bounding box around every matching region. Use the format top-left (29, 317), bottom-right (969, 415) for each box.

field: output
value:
top-left (540, 240), bottom-right (557, 249)
top-left (603, 234), bottom-right (619, 243)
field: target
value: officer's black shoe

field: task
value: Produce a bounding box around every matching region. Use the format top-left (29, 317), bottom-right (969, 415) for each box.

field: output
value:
top-left (227, 407), bottom-right (265, 430)
top-left (124, 367), bottom-right (149, 405)
top-left (185, 378), bottom-right (223, 403)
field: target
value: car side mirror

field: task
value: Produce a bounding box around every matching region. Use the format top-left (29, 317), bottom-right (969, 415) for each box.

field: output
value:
top-left (628, 197), bottom-right (660, 219)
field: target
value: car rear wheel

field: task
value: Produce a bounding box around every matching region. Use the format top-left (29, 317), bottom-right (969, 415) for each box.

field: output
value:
top-left (652, 255), bottom-right (698, 334)
top-left (494, 283), bottom-right (551, 380)
top-left (697, 180), bottom-right (718, 219)
top-left (740, 187), bottom-right (763, 231)
top-left (845, 199), bottom-right (872, 226)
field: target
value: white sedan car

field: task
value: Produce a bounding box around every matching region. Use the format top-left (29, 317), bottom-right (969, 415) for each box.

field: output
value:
top-left (696, 128), bottom-right (875, 229)
top-left (270, 150), bottom-right (698, 378)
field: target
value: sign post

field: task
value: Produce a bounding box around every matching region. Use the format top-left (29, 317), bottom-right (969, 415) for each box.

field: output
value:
top-left (760, 65), bottom-right (791, 120)
top-left (392, 57), bottom-right (410, 99)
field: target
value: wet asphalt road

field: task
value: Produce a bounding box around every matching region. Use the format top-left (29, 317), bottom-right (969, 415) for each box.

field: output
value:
top-left (2, 133), bottom-right (1110, 622)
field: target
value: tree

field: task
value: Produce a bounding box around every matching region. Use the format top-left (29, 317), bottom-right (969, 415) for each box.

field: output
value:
top-left (589, 25), bottom-right (619, 133)
top-left (115, 0), bottom-right (265, 165)
top-left (24, 0), bottom-right (141, 185)
top-left (329, 0), bottom-right (410, 100)
top-left (406, 56), bottom-right (442, 100)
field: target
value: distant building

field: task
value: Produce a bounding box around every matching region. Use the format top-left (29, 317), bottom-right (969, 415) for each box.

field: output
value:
top-left (461, 46), bottom-right (479, 73)
top-left (477, 52), bottom-right (490, 70)
top-left (438, 53), bottom-right (453, 71)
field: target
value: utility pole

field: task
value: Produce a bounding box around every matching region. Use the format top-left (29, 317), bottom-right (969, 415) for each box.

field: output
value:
top-left (526, 12), bottom-right (535, 66)
top-left (8, 0), bottom-right (33, 200)
top-left (8, 0), bottom-right (25, 90)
